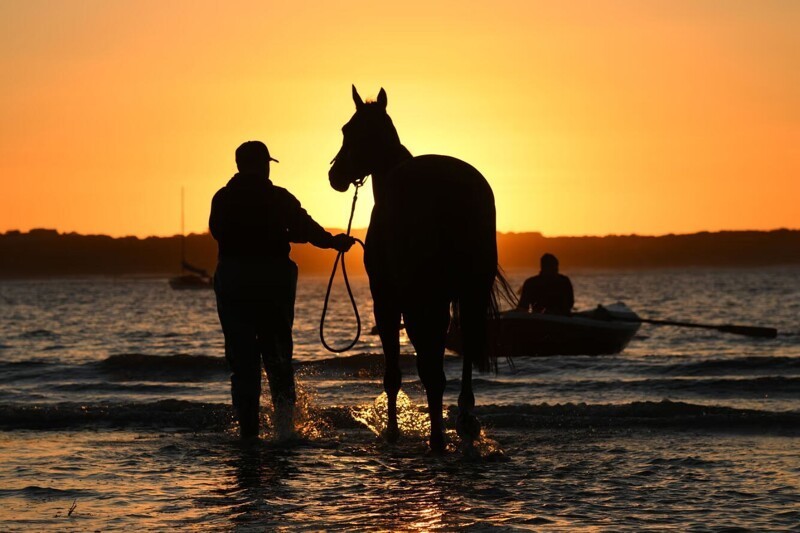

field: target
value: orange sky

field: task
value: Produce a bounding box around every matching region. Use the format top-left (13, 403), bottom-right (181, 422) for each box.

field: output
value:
top-left (1, 1), bottom-right (798, 237)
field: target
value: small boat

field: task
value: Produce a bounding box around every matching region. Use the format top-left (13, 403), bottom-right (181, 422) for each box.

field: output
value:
top-left (169, 267), bottom-right (213, 291)
top-left (446, 302), bottom-right (641, 356)
top-left (169, 187), bottom-right (213, 291)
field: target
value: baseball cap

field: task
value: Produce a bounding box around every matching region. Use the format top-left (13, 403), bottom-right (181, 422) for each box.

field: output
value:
top-left (235, 140), bottom-right (279, 169)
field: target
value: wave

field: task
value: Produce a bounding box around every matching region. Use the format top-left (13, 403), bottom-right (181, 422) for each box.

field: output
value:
top-left (96, 353), bottom-right (228, 381)
top-left (6, 352), bottom-right (797, 379)
top-left (465, 376), bottom-right (800, 398)
top-left (17, 329), bottom-right (59, 339)
top-left (0, 354), bottom-right (227, 383)
top-left (0, 360), bottom-right (51, 368)
top-left (298, 352), bottom-right (418, 377)
top-left (0, 352), bottom-right (404, 384)
top-left (0, 360), bottom-right (63, 382)
top-left (51, 382), bottom-right (193, 393)
top-left (506, 354), bottom-right (800, 377)
top-left (472, 400), bottom-right (800, 431)
top-left (0, 399), bottom-right (232, 431)
top-left (0, 486), bottom-right (98, 500)
top-left (1, 399), bottom-right (797, 433)
top-left (2, 352), bottom-right (393, 382)
top-left (649, 356), bottom-right (800, 377)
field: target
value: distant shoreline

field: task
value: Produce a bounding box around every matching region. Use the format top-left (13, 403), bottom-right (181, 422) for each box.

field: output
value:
top-left (2, 266), bottom-right (800, 283)
top-left (1, 228), bottom-right (799, 278)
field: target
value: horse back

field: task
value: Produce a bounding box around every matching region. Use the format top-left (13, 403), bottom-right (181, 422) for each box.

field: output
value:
top-left (383, 154), bottom-right (495, 222)
top-left (366, 154), bottom-right (497, 295)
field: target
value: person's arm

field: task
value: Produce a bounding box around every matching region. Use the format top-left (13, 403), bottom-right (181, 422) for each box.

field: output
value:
top-left (283, 191), bottom-right (354, 252)
top-left (280, 190), bottom-right (333, 246)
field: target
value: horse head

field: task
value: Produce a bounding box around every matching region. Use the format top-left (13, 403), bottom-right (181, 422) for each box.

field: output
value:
top-left (329, 85), bottom-right (400, 192)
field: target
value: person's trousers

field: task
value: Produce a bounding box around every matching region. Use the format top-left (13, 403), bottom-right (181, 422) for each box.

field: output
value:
top-left (214, 258), bottom-right (298, 433)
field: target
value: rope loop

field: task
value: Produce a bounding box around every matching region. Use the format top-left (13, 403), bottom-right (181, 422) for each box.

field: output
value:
top-left (320, 179), bottom-right (367, 353)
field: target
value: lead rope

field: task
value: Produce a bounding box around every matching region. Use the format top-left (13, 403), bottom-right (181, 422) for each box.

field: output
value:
top-left (320, 179), bottom-right (366, 353)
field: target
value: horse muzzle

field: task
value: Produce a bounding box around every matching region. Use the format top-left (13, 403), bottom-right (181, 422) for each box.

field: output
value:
top-left (328, 166), bottom-right (352, 192)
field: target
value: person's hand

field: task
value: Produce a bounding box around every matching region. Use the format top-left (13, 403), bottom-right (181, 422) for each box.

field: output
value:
top-left (332, 234), bottom-right (356, 253)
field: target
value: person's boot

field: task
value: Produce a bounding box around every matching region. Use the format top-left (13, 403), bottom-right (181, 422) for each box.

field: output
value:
top-left (272, 401), bottom-right (296, 441)
top-left (237, 401), bottom-right (260, 441)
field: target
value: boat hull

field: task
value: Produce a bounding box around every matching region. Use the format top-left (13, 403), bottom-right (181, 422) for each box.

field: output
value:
top-left (446, 304), bottom-right (641, 357)
top-left (169, 274), bottom-right (213, 290)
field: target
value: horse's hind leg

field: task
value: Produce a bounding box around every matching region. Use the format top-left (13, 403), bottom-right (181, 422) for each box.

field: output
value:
top-left (457, 285), bottom-right (492, 451)
top-left (374, 296), bottom-right (402, 442)
top-left (404, 300), bottom-right (450, 454)
top-left (457, 353), bottom-right (481, 452)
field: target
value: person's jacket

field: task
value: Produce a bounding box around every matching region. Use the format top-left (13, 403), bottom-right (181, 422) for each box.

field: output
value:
top-left (517, 273), bottom-right (574, 315)
top-left (209, 172), bottom-right (335, 261)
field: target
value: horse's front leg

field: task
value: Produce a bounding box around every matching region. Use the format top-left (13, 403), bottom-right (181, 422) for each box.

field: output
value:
top-left (374, 294), bottom-right (402, 443)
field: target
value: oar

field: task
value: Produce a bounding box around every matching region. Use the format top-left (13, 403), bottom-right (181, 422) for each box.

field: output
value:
top-left (618, 316), bottom-right (778, 338)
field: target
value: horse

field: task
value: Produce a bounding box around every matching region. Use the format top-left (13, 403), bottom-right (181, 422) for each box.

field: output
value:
top-left (329, 86), bottom-right (507, 454)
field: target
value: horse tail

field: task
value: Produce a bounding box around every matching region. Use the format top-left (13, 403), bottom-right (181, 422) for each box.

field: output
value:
top-left (453, 176), bottom-right (512, 373)
top-left (487, 266), bottom-right (517, 370)
top-left (491, 265), bottom-right (518, 317)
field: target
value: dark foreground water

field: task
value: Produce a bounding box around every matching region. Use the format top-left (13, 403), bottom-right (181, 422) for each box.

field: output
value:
top-left (0, 268), bottom-right (798, 530)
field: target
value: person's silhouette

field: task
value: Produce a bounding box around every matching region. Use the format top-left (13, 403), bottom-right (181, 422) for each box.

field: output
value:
top-left (210, 140), bottom-right (354, 441)
top-left (516, 253), bottom-right (574, 315)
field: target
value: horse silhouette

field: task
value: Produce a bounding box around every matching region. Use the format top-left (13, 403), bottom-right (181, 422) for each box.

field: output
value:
top-left (329, 86), bottom-right (508, 454)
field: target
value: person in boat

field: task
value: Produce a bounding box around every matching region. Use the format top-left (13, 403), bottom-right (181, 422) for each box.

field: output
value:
top-left (210, 140), bottom-right (355, 441)
top-left (516, 253), bottom-right (574, 316)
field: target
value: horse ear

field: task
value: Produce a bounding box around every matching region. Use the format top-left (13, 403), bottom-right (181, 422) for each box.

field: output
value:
top-left (352, 85), bottom-right (364, 109)
top-left (377, 88), bottom-right (387, 109)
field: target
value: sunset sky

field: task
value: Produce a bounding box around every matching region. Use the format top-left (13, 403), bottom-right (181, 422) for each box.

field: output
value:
top-left (1, 0), bottom-right (798, 238)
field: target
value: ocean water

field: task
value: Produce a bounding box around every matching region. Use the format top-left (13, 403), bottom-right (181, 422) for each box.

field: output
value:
top-left (0, 267), bottom-right (798, 531)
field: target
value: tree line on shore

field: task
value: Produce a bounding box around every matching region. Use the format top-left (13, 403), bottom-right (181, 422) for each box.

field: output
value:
top-left (1, 228), bottom-right (799, 278)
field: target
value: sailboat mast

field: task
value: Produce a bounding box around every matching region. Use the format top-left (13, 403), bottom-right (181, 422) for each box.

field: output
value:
top-left (180, 187), bottom-right (185, 272)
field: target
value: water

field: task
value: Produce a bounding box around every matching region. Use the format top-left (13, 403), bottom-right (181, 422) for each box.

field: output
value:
top-left (0, 268), bottom-right (798, 530)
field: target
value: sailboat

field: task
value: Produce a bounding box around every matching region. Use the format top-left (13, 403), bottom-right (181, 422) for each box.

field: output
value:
top-left (169, 188), bottom-right (213, 290)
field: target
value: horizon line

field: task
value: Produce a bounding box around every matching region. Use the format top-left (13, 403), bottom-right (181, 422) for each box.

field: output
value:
top-left (4, 227), bottom-right (799, 241)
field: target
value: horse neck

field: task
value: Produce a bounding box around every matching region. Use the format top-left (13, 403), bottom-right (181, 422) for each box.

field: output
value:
top-left (371, 144), bottom-right (412, 204)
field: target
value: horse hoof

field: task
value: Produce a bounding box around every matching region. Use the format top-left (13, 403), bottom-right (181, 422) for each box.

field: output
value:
top-left (456, 413), bottom-right (481, 442)
top-left (426, 447), bottom-right (446, 458)
top-left (382, 426), bottom-right (400, 444)
top-left (461, 443), bottom-right (481, 460)
top-left (428, 433), bottom-right (446, 455)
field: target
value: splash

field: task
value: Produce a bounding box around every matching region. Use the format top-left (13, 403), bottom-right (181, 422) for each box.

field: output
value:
top-left (224, 375), bottom-right (333, 441)
top-left (350, 390), bottom-right (445, 439)
top-left (261, 379), bottom-right (331, 441)
top-left (469, 428), bottom-right (507, 460)
top-left (291, 380), bottom-right (332, 440)
top-left (351, 391), bottom-right (506, 458)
